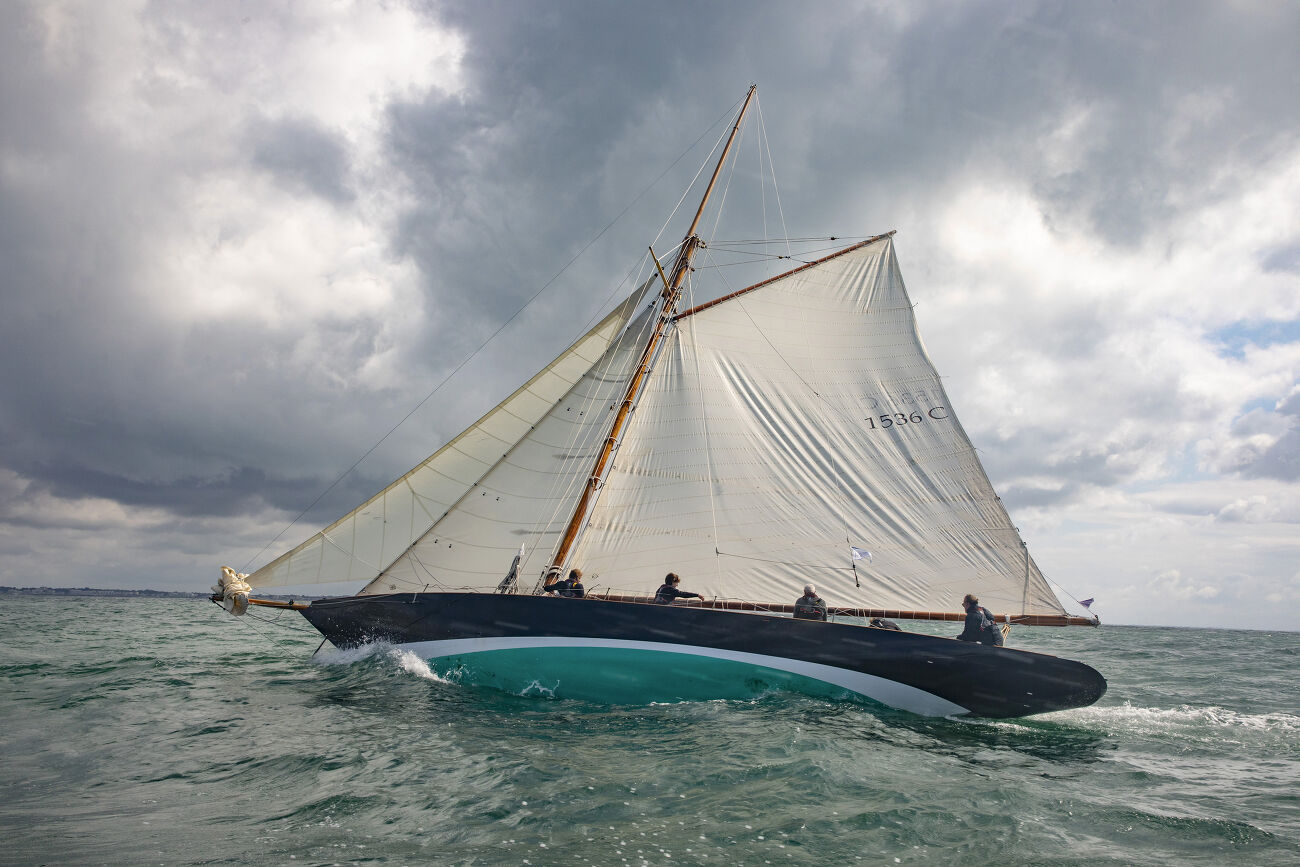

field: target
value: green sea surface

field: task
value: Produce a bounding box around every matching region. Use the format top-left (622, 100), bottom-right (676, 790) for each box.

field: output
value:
top-left (1, 597), bottom-right (1297, 865)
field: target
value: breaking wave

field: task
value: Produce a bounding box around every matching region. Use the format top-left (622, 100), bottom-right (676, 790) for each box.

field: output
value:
top-left (313, 641), bottom-right (450, 684)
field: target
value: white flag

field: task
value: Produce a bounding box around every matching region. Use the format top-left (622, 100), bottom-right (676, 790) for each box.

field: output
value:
top-left (851, 546), bottom-right (873, 563)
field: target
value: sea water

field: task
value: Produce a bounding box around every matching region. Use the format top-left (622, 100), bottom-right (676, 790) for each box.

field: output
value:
top-left (1, 597), bottom-right (1297, 866)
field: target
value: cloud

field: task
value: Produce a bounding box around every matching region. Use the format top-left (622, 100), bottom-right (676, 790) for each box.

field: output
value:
top-left (1198, 385), bottom-right (1300, 481)
top-left (250, 115), bottom-right (354, 204)
top-left (1149, 569), bottom-right (1220, 601)
top-left (0, 1), bottom-right (466, 504)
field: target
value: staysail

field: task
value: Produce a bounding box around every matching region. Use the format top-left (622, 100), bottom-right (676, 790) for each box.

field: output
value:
top-left (243, 281), bottom-right (656, 592)
top-left (571, 235), bottom-right (1066, 617)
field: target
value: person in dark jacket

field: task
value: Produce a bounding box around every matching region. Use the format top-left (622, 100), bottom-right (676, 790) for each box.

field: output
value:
top-left (792, 584), bottom-right (828, 621)
top-left (957, 593), bottom-right (1003, 646)
top-left (546, 568), bottom-right (586, 598)
top-left (654, 573), bottom-right (702, 604)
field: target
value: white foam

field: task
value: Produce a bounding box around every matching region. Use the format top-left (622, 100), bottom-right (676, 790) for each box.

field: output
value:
top-left (312, 641), bottom-right (393, 665)
top-left (1058, 701), bottom-right (1300, 734)
top-left (311, 641), bottom-right (450, 684)
top-left (388, 648), bottom-right (449, 684)
top-left (517, 679), bottom-right (559, 698)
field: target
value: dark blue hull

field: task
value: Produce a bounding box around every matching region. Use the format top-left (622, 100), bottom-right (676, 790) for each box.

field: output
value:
top-left (300, 592), bottom-right (1106, 718)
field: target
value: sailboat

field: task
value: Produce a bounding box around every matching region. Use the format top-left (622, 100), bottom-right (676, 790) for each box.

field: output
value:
top-left (214, 86), bottom-right (1105, 718)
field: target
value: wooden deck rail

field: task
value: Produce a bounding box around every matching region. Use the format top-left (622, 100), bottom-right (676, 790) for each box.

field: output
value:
top-left (590, 592), bottom-right (1099, 627)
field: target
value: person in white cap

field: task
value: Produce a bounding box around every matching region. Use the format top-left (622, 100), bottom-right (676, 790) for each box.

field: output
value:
top-left (793, 583), bottom-right (827, 621)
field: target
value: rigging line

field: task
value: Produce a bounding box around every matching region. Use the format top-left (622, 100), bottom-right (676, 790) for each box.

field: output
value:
top-left (709, 236), bottom-right (870, 245)
top-left (652, 117), bottom-right (733, 250)
top-left (714, 548), bottom-right (858, 573)
top-left (681, 268), bottom-right (724, 585)
top-left (525, 294), bottom-right (663, 592)
top-left (757, 98), bottom-right (768, 264)
top-left (396, 272), bottom-right (661, 598)
top-left (692, 257), bottom-right (814, 270)
top-left (704, 247), bottom-right (788, 258)
top-left (240, 111), bottom-right (739, 576)
top-left (571, 277), bottom-right (690, 568)
top-left (546, 93), bottom-right (758, 582)
top-left (704, 108), bottom-right (746, 245)
top-left (210, 598), bottom-right (314, 657)
top-left (1046, 576), bottom-right (1096, 617)
top-left (556, 297), bottom-right (679, 589)
top-left (696, 245), bottom-right (868, 272)
top-left (707, 241), bottom-right (860, 261)
top-left (701, 247), bottom-right (814, 260)
top-left (755, 95), bottom-right (772, 282)
top-left (242, 608), bottom-right (321, 636)
top-left (755, 97), bottom-right (792, 262)
top-left (564, 219), bottom-right (679, 357)
top-left (516, 268), bottom-right (658, 580)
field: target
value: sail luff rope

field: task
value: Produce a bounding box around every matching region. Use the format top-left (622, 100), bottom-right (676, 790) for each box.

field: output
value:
top-left (555, 288), bottom-right (686, 589)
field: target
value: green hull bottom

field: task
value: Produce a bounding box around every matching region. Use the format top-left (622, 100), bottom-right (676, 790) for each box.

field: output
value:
top-left (428, 645), bottom-right (863, 704)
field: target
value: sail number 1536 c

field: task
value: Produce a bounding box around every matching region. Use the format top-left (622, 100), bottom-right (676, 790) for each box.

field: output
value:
top-left (865, 407), bottom-right (948, 430)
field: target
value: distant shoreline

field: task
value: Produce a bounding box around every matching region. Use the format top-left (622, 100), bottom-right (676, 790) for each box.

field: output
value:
top-left (0, 586), bottom-right (313, 602)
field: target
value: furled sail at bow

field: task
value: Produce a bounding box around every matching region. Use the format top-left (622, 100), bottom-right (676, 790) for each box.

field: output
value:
top-left (572, 236), bottom-right (1066, 617)
top-left (244, 281), bottom-right (655, 592)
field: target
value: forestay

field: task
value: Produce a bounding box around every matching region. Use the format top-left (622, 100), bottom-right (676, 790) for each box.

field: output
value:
top-left (572, 237), bottom-right (1066, 617)
top-left (244, 282), bottom-right (655, 592)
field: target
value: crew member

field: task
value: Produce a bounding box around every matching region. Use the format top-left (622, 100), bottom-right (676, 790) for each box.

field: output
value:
top-left (956, 593), bottom-right (1003, 646)
top-left (793, 584), bottom-right (828, 621)
top-left (654, 573), bottom-right (702, 604)
top-left (546, 568), bottom-right (586, 598)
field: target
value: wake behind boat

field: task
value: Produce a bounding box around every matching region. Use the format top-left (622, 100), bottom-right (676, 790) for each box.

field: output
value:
top-left (214, 86), bottom-right (1105, 718)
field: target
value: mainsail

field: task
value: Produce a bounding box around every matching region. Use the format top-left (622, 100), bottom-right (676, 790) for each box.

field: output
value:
top-left (572, 235), bottom-right (1065, 617)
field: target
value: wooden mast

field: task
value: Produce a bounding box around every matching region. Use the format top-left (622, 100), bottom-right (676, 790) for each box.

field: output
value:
top-left (545, 85), bottom-right (758, 585)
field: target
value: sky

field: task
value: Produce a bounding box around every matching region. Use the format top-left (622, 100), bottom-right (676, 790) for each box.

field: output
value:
top-left (1, 1), bottom-right (1297, 630)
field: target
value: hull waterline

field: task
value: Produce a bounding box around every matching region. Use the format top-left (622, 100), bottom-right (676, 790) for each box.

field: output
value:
top-left (300, 593), bottom-right (1106, 719)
